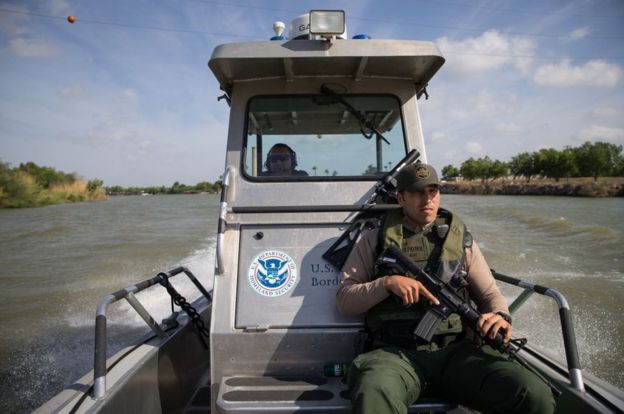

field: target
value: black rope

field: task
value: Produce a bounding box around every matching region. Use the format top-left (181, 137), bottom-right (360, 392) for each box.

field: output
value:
top-left (158, 272), bottom-right (210, 349)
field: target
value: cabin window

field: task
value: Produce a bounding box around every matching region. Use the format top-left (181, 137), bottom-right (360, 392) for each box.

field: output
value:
top-left (243, 94), bottom-right (406, 179)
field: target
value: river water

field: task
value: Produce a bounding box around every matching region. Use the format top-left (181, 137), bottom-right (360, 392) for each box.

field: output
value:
top-left (0, 194), bottom-right (622, 412)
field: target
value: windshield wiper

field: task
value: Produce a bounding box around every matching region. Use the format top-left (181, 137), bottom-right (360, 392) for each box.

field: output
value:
top-left (320, 85), bottom-right (390, 145)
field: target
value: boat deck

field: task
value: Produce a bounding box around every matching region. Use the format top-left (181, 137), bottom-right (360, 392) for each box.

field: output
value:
top-left (184, 374), bottom-right (471, 413)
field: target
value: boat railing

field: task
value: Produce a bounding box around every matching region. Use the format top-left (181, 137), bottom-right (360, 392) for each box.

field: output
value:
top-left (492, 271), bottom-right (585, 392)
top-left (215, 166), bottom-right (233, 275)
top-left (93, 266), bottom-right (211, 400)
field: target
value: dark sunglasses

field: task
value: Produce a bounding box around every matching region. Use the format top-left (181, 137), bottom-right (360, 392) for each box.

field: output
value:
top-left (268, 154), bottom-right (291, 162)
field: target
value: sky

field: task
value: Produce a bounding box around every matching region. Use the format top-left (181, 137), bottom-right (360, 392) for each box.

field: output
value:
top-left (0, 0), bottom-right (623, 187)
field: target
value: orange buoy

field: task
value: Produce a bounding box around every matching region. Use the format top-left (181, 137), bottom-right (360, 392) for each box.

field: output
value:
top-left (67, 15), bottom-right (76, 24)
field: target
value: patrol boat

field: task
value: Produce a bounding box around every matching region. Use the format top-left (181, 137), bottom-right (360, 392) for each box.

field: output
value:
top-left (36, 10), bottom-right (624, 414)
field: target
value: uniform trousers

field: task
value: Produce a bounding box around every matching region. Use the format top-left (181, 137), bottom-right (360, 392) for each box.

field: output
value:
top-left (347, 340), bottom-right (556, 414)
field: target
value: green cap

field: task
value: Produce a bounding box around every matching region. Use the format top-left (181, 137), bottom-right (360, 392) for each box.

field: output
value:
top-left (396, 163), bottom-right (439, 192)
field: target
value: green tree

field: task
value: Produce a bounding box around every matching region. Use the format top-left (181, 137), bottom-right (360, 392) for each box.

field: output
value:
top-left (559, 147), bottom-right (578, 180)
top-left (0, 169), bottom-right (42, 207)
top-left (509, 152), bottom-right (535, 182)
top-left (478, 156), bottom-right (495, 182)
top-left (362, 164), bottom-right (377, 175)
top-left (107, 185), bottom-right (124, 195)
top-left (459, 158), bottom-right (480, 181)
top-left (18, 161), bottom-right (77, 188)
top-left (170, 181), bottom-right (182, 194)
top-left (574, 141), bottom-right (623, 180)
top-left (87, 179), bottom-right (103, 192)
top-left (489, 160), bottom-right (509, 181)
top-left (195, 181), bottom-right (212, 192)
top-left (441, 164), bottom-right (460, 180)
top-left (0, 161), bottom-right (12, 188)
top-left (534, 148), bottom-right (563, 181)
top-left (614, 156), bottom-right (624, 176)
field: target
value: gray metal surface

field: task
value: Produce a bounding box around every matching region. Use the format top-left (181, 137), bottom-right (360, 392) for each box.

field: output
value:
top-left (207, 40), bottom-right (439, 413)
top-left (215, 375), bottom-right (460, 413)
top-left (92, 267), bottom-right (210, 400)
top-left (236, 224), bottom-right (360, 329)
top-left (209, 39), bottom-right (444, 96)
top-left (34, 301), bottom-right (212, 414)
top-left (494, 272), bottom-right (586, 392)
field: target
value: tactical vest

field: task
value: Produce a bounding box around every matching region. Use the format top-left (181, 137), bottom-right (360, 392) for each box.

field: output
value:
top-left (366, 208), bottom-right (473, 348)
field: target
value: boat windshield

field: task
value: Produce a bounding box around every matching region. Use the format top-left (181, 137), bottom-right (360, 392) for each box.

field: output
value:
top-left (243, 94), bottom-right (406, 179)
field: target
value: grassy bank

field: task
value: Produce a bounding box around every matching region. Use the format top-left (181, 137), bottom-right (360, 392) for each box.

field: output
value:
top-left (0, 174), bottom-right (107, 208)
top-left (0, 163), bottom-right (107, 208)
top-left (441, 177), bottom-right (624, 197)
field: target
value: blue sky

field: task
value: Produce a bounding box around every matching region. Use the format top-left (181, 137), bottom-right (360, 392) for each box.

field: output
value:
top-left (1, 0), bottom-right (623, 186)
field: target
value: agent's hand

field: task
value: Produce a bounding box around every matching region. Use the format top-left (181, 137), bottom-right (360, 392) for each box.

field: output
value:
top-left (477, 312), bottom-right (512, 343)
top-left (383, 275), bottom-right (440, 306)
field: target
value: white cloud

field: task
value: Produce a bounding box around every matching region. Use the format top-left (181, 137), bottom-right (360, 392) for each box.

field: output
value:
top-left (48, 0), bottom-right (72, 15)
top-left (121, 88), bottom-right (139, 101)
top-left (565, 27), bottom-right (591, 43)
top-left (430, 131), bottom-right (451, 142)
top-left (86, 120), bottom-right (137, 144)
top-left (449, 90), bottom-right (517, 120)
top-left (444, 149), bottom-right (459, 159)
top-left (436, 30), bottom-right (536, 78)
top-left (8, 37), bottom-right (58, 58)
top-left (138, 140), bottom-right (151, 150)
top-left (57, 85), bottom-right (86, 98)
top-left (466, 141), bottom-right (485, 155)
top-left (578, 125), bottom-right (624, 143)
top-left (533, 59), bottom-right (622, 87)
top-left (592, 107), bottom-right (621, 117)
top-left (0, 6), bottom-right (31, 36)
top-left (496, 122), bottom-right (523, 134)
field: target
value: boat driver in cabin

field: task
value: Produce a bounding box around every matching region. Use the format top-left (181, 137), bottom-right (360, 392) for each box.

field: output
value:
top-left (336, 163), bottom-right (556, 414)
top-left (263, 143), bottom-right (309, 176)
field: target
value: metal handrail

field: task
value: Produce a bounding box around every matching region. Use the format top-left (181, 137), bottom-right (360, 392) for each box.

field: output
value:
top-left (93, 266), bottom-right (211, 400)
top-left (492, 271), bottom-right (585, 392)
top-left (230, 204), bottom-right (401, 213)
top-left (216, 167), bottom-right (233, 275)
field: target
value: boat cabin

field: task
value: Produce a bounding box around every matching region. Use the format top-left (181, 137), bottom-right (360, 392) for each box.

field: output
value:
top-left (207, 10), bottom-right (446, 413)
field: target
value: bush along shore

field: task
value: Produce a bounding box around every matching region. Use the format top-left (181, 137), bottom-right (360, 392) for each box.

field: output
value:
top-left (0, 162), bottom-right (106, 208)
top-left (1, 161), bottom-right (224, 208)
top-left (441, 177), bottom-right (624, 197)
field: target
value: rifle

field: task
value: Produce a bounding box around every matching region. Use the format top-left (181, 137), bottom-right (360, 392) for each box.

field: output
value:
top-left (322, 149), bottom-right (420, 270)
top-left (380, 244), bottom-right (506, 347)
top-left (380, 244), bottom-right (562, 396)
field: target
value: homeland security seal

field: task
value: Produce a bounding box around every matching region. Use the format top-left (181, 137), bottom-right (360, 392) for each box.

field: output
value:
top-left (248, 250), bottom-right (298, 297)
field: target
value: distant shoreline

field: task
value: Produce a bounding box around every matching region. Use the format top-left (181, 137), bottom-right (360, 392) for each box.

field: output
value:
top-left (441, 177), bottom-right (624, 197)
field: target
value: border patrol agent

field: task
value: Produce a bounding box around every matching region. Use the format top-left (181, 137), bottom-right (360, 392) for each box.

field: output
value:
top-left (262, 143), bottom-right (309, 176)
top-left (337, 163), bottom-right (556, 414)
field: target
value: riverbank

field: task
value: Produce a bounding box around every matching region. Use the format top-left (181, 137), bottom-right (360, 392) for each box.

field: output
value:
top-left (441, 177), bottom-right (624, 197)
top-left (0, 179), bottom-right (107, 208)
top-left (1, 162), bottom-right (107, 208)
